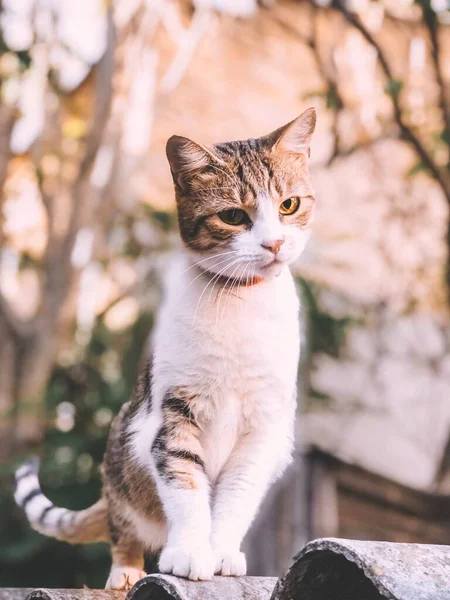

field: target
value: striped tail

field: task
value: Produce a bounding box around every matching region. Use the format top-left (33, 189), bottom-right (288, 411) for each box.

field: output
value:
top-left (14, 458), bottom-right (109, 544)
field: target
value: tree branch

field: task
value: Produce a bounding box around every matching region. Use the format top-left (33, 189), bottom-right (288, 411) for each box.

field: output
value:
top-left (0, 291), bottom-right (34, 338)
top-left (421, 2), bottom-right (450, 174)
top-left (41, 6), bottom-right (116, 318)
top-left (332, 0), bottom-right (449, 199)
top-left (0, 106), bottom-right (34, 338)
top-left (160, 7), bottom-right (212, 94)
top-left (0, 105), bottom-right (14, 208)
top-left (273, 7), bottom-right (344, 165)
top-left (328, 134), bottom-right (397, 162)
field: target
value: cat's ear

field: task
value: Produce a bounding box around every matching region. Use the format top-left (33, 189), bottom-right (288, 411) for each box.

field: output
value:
top-left (263, 107), bottom-right (316, 158)
top-left (166, 135), bottom-right (223, 192)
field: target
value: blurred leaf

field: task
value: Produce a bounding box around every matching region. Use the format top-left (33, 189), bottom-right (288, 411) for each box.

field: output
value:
top-left (16, 50), bottom-right (32, 70)
top-left (19, 252), bottom-right (41, 270)
top-left (442, 128), bottom-right (450, 146)
top-left (152, 210), bottom-right (177, 232)
top-left (63, 117), bottom-right (88, 139)
top-left (298, 278), bottom-right (354, 359)
top-left (0, 36), bottom-right (8, 55)
top-left (385, 79), bottom-right (404, 100)
top-left (326, 86), bottom-right (343, 110)
top-left (308, 388), bottom-right (334, 409)
top-left (0, 34), bottom-right (32, 70)
top-left (35, 165), bottom-right (44, 186)
top-left (303, 87), bottom-right (342, 110)
top-left (407, 159), bottom-right (428, 177)
top-left (414, 0), bottom-right (438, 22)
top-left (141, 204), bottom-right (177, 232)
top-left (431, 129), bottom-right (450, 147)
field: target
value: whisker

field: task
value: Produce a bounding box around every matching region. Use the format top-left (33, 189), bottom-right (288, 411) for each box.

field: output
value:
top-left (229, 261), bottom-right (255, 316)
top-left (210, 268), bottom-right (232, 325)
top-left (230, 262), bottom-right (248, 305)
top-left (181, 251), bottom-right (238, 275)
top-left (221, 261), bottom-right (248, 320)
top-left (242, 263), bottom-right (250, 286)
top-left (207, 266), bottom-right (228, 305)
top-left (180, 254), bottom-right (240, 297)
top-left (249, 262), bottom-right (256, 286)
top-left (192, 257), bottom-right (242, 326)
top-left (248, 262), bottom-right (256, 291)
top-left (193, 258), bottom-right (241, 326)
top-left (215, 261), bottom-right (242, 324)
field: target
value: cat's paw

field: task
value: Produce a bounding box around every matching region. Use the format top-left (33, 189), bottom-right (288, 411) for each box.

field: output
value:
top-left (214, 548), bottom-right (247, 577)
top-left (159, 545), bottom-right (215, 581)
top-left (105, 566), bottom-right (146, 590)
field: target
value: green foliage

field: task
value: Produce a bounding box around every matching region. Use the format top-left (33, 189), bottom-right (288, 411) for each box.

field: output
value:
top-left (325, 86), bottom-right (343, 110)
top-left (145, 206), bottom-right (177, 232)
top-left (19, 252), bottom-right (42, 270)
top-left (415, 0), bottom-right (437, 24)
top-left (299, 278), bottom-right (354, 359)
top-left (440, 128), bottom-right (450, 146)
top-left (407, 159), bottom-right (428, 177)
top-left (0, 198), bottom-right (173, 587)
top-left (0, 171), bottom-right (172, 585)
top-left (385, 79), bottom-right (404, 100)
top-left (303, 87), bottom-right (343, 110)
top-left (0, 34), bottom-right (32, 71)
top-left (15, 50), bottom-right (32, 70)
top-left (308, 388), bottom-right (334, 409)
top-left (297, 279), bottom-right (358, 411)
top-left (0, 299), bottom-right (155, 589)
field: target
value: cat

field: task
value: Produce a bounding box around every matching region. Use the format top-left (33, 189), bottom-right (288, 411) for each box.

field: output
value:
top-left (15, 107), bottom-right (316, 590)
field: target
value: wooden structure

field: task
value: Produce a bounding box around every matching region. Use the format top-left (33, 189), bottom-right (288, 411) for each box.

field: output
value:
top-left (245, 447), bottom-right (450, 576)
top-left (307, 448), bottom-right (450, 545)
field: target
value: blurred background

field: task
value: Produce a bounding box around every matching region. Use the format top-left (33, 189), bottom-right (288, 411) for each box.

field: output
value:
top-left (1, 0), bottom-right (450, 589)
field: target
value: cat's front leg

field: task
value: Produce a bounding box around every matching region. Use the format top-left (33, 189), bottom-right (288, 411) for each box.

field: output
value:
top-left (151, 390), bottom-right (214, 581)
top-left (211, 419), bottom-right (293, 576)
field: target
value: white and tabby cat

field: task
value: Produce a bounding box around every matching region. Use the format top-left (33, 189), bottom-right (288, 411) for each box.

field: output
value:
top-left (15, 108), bottom-right (317, 590)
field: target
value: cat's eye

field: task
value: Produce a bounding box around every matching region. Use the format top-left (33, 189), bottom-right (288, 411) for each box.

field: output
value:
top-left (279, 197), bottom-right (300, 216)
top-left (218, 208), bottom-right (249, 226)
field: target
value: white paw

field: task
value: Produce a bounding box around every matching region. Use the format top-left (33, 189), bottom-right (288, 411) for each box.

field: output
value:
top-left (159, 545), bottom-right (215, 581)
top-left (105, 566), bottom-right (146, 590)
top-left (214, 548), bottom-right (247, 576)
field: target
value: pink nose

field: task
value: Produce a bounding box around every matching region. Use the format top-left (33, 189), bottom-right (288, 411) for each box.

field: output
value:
top-left (261, 238), bottom-right (284, 254)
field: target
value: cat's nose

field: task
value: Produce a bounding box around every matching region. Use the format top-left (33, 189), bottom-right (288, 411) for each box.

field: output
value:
top-left (261, 238), bottom-right (284, 254)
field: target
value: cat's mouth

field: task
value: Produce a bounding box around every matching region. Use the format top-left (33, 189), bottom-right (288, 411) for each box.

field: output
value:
top-left (257, 256), bottom-right (285, 277)
top-left (260, 257), bottom-right (281, 268)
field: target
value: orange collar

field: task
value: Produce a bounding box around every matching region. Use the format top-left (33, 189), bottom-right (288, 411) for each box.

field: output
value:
top-left (199, 267), bottom-right (263, 288)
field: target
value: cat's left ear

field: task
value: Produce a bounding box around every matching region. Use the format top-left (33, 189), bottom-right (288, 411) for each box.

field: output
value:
top-left (263, 107), bottom-right (316, 158)
top-left (166, 135), bottom-right (224, 193)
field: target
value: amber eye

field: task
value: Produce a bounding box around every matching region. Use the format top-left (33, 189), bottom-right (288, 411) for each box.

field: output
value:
top-left (279, 197), bottom-right (300, 216)
top-left (218, 208), bottom-right (249, 226)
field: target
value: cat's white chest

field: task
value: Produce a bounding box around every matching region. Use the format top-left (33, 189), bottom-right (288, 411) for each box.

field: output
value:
top-left (155, 259), bottom-right (298, 390)
top-left (200, 391), bottom-right (241, 482)
top-left (152, 255), bottom-right (300, 479)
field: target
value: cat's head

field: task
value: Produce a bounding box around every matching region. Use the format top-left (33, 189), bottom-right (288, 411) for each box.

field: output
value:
top-left (166, 108), bottom-right (316, 282)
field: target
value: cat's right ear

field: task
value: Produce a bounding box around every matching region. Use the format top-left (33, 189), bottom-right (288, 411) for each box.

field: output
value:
top-left (166, 135), bottom-right (220, 193)
top-left (263, 108), bottom-right (317, 158)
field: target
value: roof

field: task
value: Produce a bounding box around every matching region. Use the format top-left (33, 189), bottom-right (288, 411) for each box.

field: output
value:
top-left (7, 539), bottom-right (450, 600)
top-left (275, 538), bottom-right (450, 600)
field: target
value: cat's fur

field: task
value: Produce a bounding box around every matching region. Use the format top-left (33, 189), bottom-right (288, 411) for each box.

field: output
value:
top-left (15, 108), bottom-right (316, 589)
